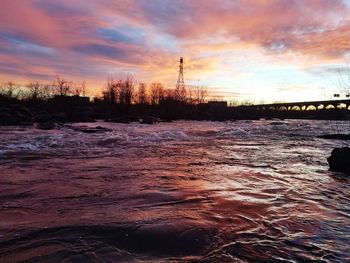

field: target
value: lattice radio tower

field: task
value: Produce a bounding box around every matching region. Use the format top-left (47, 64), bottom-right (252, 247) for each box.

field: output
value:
top-left (175, 57), bottom-right (186, 101)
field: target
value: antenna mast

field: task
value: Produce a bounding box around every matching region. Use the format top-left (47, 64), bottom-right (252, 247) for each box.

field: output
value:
top-left (175, 57), bottom-right (186, 101)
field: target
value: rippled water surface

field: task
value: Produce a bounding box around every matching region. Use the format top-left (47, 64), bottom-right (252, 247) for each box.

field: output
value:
top-left (0, 120), bottom-right (349, 262)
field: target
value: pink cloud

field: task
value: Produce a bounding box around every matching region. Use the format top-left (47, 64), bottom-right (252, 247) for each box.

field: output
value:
top-left (0, 0), bottom-right (350, 100)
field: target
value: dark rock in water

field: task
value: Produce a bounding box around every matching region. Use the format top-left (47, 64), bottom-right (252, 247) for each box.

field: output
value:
top-left (269, 121), bottom-right (286, 125)
top-left (34, 112), bottom-right (55, 123)
top-left (70, 108), bottom-right (95, 122)
top-left (161, 119), bottom-right (173, 123)
top-left (0, 112), bottom-right (18, 125)
top-left (52, 112), bottom-right (68, 123)
top-left (107, 117), bottom-right (132, 124)
top-left (319, 134), bottom-right (350, 140)
top-left (36, 121), bottom-right (62, 130)
top-left (72, 125), bottom-right (112, 133)
top-left (0, 106), bottom-right (33, 125)
top-left (328, 147), bottom-right (350, 174)
top-left (14, 107), bottom-right (32, 120)
top-left (140, 116), bottom-right (160, 125)
top-left (107, 116), bottom-right (139, 124)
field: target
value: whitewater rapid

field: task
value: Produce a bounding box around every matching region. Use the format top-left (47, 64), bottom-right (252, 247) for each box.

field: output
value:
top-left (0, 120), bottom-right (349, 262)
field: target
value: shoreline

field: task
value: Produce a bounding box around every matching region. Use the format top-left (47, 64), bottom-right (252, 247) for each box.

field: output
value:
top-left (1, 96), bottom-right (350, 128)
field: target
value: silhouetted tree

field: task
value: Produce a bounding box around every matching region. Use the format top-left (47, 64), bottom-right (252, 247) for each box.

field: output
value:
top-left (186, 87), bottom-right (193, 104)
top-left (137, 82), bottom-right (148, 104)
top-left (0, 81), bottom-right (18, 98)
top-left (81, 81), bottom-right (87, 97)
top-left (194, 85), bottom-right (208, 104)
top-left (53, 75), bottom-right (71, 96)
top-left (26, 81), bottom-right (45, 100)
top-left (163, 88), bottom-right (175, 101)
top-left (119, 75), bottom-right (134, 105)
top-left (150, 83), bottom-right (165, 105)
top-left (102, 78), bottom-right (118, 104)
top-left (42, 84), bottom-right (53, 99)
top-left (72, 81), bottom-right (87, 96)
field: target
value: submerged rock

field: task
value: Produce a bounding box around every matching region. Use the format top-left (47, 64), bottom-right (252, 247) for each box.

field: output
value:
top-left (327, 147), bottom-right (350, 174)
top-left (139, 116), bottom-right (160, 125)
top-left (72, 125), bottom-right (112, 133)
top-left (107, 117), bottom-right (132, 124)
top-left (36, 121), bottom-right (62, 130)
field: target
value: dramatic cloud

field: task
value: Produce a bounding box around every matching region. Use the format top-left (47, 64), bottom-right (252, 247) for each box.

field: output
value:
top-left (0, 0), bottom-right (350, 101)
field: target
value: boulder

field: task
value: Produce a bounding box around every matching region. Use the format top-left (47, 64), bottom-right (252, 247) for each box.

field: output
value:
top-left (0, 112), bottom-right (21, 125)
top-left (34, 112), bottom-right (54, 123)
top-left (0, 106), bottom-right (33, 125)
top-left (72, 125), bottom-right (112, 134)
top-left (140, 116), bottom-right (160, 125)
top-left (14, 106), bottom-right (32, 119)
top-left (327, 147), bottom-right (350, 174)
top-left (52, 112), bottom-right (68, 123)
top-left (70, 109), bottom-right (95, 122)
top-left (107, 116), bottom-right (132, 124)
top-left (36, 121), bottom-right (61, 130)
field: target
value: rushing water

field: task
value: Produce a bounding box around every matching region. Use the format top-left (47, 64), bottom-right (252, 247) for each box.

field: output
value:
top-left (0, 120), bottom-right (349, 262)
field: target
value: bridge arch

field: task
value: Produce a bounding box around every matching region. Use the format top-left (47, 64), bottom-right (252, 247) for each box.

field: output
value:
top-left (325, 104), bottom-right (335, 109)
top-left (337, 103), bottom-right (347, 109)
top-left (306, 105), bottom-right (317, 111)
top-left (291, 105), bottom-right (301, 111)
top-left (317, 104), bottom-right (324, 110)
top-left (249, 99), bottom-right (350, 112)
top-left (279, 106), bottom-right (288, 111)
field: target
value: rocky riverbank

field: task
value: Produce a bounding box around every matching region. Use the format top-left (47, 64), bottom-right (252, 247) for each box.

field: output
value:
top-left (0, 103), bottom-right (163, 129)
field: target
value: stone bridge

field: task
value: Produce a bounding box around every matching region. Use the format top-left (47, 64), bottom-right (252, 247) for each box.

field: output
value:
top-left (246, 99), bottom-right (350, 111)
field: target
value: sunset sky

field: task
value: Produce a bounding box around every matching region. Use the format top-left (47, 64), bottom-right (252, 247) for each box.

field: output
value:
top-left (1, 0), bottom-right (350, 102)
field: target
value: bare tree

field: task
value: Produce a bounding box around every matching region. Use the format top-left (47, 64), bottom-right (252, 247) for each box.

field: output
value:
top-left (194, 85), bottom-right (208, 104)
top-left (175, 85), bottom-right (186, 102)
top-left (102, 78), bottom-right (118, 103)
top-left (72, 81), bottom-right (87, 97)
top-left (119, 75), bottom-right (134, 105)
top-left (26, 81), bottom-right (42, 100)
top-left (186, 86), bottom-right (193, 104)
top-left (0, 81), bottom-right (18, 98)
top-left (53, 75), bottom-right (71, 96)
top-left (81, 81), bottom-right (86, 97)
top-left (164, 88), bottom-right (175, 100)
top-left (42, 84), bottom-right (53, 99)
top-left (137, 82), bottom-right (148, 104)
top-left (150, 83), bottom-right (165, 105)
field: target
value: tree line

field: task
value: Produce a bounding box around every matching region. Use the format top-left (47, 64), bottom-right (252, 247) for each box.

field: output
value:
top-left (101, 74), bottom-right (208, 105)
top-left (0, 74), bottom-right (208, 105)
top-left (0, 75), bottom-right (86, 101)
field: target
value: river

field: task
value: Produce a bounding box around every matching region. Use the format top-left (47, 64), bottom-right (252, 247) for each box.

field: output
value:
top-left (0, 120), bottom-right (349, 262)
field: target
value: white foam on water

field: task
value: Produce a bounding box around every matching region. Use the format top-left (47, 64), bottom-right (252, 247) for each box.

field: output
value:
top-left (6, 142), bottom-right (39, 151)
top-left (98, 133), bottom-right (130, 145)
top-left (132, 131), bottom-right (189, 142)
top-left (221, 128), bottom-right (252, 138)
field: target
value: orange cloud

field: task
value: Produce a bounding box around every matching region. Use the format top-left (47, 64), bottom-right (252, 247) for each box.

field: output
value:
top-left (0, 0), bottom-right (349, 101)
